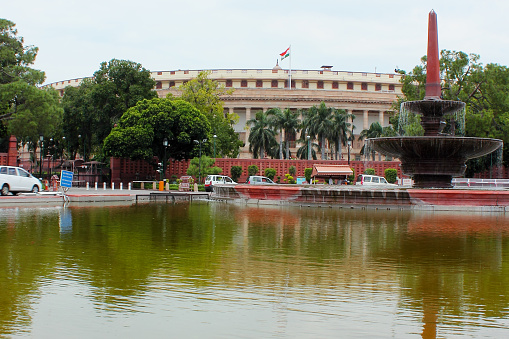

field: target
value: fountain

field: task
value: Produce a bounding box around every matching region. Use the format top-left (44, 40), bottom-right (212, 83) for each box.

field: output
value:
top-left (369, 10), bottom-right (502, 188)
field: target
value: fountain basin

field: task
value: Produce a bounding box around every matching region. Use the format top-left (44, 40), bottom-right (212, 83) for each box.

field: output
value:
top-left (370, 136), bottom-right (503, 188)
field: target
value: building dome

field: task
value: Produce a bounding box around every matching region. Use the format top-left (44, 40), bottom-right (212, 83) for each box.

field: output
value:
top-left (272, 60), bottom-right (282, 71)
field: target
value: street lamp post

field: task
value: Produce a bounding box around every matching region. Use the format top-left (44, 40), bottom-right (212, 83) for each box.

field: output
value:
top-left (39, 135), bottom-right (44, 178)
top-left (347, 138), bottom-right (352, 166)
top-left (193, 139), bottom-right (207, 184)
top-left (307, 135), bottom-right (311, 160)
top-left (213, 134), bottom-right (217, 159)
top-left (162, 138), bottom-right (168, 181)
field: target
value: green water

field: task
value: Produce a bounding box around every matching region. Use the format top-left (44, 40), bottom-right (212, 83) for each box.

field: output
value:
top-left (1, 202), bottom-right (509, 338)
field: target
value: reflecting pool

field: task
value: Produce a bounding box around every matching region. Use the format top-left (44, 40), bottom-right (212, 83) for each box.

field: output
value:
top-left (1, 202), bottom-right (509, 338)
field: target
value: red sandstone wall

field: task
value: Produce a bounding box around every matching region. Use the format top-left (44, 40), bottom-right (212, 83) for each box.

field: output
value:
top-left (110, 157), bottom-right (403, 184)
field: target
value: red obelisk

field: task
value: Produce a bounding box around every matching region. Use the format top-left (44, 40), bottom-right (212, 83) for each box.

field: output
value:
top-left (425, 10), bottom-right (441, 99)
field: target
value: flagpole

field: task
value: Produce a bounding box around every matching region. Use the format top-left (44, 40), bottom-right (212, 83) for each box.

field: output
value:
top-left (288, 45), bottom-right (292, 90)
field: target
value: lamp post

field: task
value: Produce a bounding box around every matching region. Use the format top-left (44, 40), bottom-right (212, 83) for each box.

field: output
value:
top-left (213, 134), bottom-right (217, 159)
top-left (193, 139), bottom-right (207, 184)
top-left (347, 138), bottom-right (352, 166)
top-left (307, 135), bottom-right (311, 160)
top-left (39, 135), bottom-right (44, 178)
top-left (162, 138), bottom-right (168, 181)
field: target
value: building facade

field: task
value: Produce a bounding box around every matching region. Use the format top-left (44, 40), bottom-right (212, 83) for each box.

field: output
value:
top-left (46, 65), bottom-right (403, 159)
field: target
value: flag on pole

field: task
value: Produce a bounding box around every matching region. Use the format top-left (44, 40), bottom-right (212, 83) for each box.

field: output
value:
top-left (280, 47), bottom-right (290, 61)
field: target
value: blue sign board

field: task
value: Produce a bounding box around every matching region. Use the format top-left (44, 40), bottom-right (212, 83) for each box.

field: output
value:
top-left (60, 170), bottom-right (74, 188)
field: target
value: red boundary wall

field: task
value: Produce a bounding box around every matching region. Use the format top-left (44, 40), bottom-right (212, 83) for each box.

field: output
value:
top-left (0, 136), bottom-right (19, 166)
top-left (110, 157), bottom-right (404, 184)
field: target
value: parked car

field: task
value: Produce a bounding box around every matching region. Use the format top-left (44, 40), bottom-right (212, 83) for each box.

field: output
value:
top-left (204, 175), bottom-right (237, 192)
top-left (245, 175), bottom-right (276, 185)
top-left (355, 174), bottom-right (397, 187)
top-left (0, 166), bottom-right (43, 195)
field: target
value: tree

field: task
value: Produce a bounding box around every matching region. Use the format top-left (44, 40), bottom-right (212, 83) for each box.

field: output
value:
top-left (247, 110), bottom-right (277, 158)
top-left (264, 168), bottom-right (276, 180)
top-left (186, 156), bottom-right (221, 179)
top-left (7, 87), bottom-right (63, 163)
top-left (91, 59), bottom-right (158, 145)
top-left (358, 122), bottom-right (384, 161)
top-left (330, 109), bottom-right (355, 160)
top-left (302, 102), bottom-right (334, 160)
top-left (0, 19), bottom-right (46, 121)
top-left (230, 166), bottom-right (242, 182)
top-left (385, 168), bottom-right (398, 183)
top-left (175, 71), bottom-right (242, 158)
top-left (247, 165), bottom-right (259, 176)
top-left (103, 98), bottom-right (211, 166)
top-left (267, 107), bottom-right (301, 159)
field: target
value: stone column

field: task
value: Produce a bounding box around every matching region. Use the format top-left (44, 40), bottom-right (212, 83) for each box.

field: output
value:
top-left (379, 110), bottom-right (385, 126)
top-left (363, 110), bottom-right (369, 130)
top-left (245, 107), bottom-right (251, 146)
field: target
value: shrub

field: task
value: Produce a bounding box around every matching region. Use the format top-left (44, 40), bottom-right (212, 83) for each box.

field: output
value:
top-left (364, 168), bottom-right (375, 175)
top-left (289, 165), bottom-right (296, 177)
top-left (284, 174), bottom-right (296, 184)
top-left (230, 166), bottom-right (242, 182)
top-left (385, 168), bottom-right (398, 184)
top-left (264, 168), bottom-right (276, 180)
top-left (304, 168), bottom-right (312, 184)
top-left (347, 169), bottom-right (355, 184)
top-left (248, 165), bottom-right (259, 176)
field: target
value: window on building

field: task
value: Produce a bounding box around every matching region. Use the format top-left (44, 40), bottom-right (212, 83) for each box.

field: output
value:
top-left (375, 83), bottom-right (381, 91)
top-left (389, 84), bottom-right (395, 91)
top-left (302, 80), bottom-right (309, 89)
top-left (347, 82), bottom-right (354, 90)
top-left (157, 72), bottom-right (162, 75)
top-left (256, 80), bottom-right (263, 88)
top-left (389, 74), bottom-right (394, 78)
top-left (156, 81), bottom-right (162, 89)
top-left (170, 71), bottom-right (175, 75)
top-left (184, 70), bottom-right (189, 74)
top-left (361, 83), bottom-right (368, 90)
top-left (271, 80), bottom-right (278, 88)
top-left (284, 80), bottom-right (296, 88)
top-left (241, 80), bottom-right (248, 87)
top-left (332, 81), bottom-right (339, 89)
top-left (317, 81), bottom-right (324, 89)
top-left (169, 81), bottom-right (175, 87)
top-left (226, 79), bottom-right (233, 87)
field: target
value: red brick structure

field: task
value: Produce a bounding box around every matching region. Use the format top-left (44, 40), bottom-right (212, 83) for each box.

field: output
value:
top-left (110, 156), bottom-right (403, 184)
top-left (0, 135), bottom-right (18, 166)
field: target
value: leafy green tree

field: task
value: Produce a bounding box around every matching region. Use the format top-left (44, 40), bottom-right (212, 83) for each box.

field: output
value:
top-left (91, 59), bottom-right (157, 144)
top-left (384, 168), bottom-right (398, 183)
top-left (304, 168), bottom-right (312, 184)
top-left (247, 165), bottom-right (259, 176)
top-left (175, 71), bottom-right (242, 158)
top-left (230, 166), bottom-right (242, 182)
top-left (364, 168), bottom-right (375, 175)
top-left (0, 19), bottom-right (46, 121)
top-left (186, 156), bottom-right (221, 180)
top-left (264, 168), bottom-right (276, 180)
top-left (247, 110), bottom-right (277, 158)
top-left (103, 98), bottom-right (211, 166)
top-left (8, 87), bottom-right (63, 161)
top-left (288, 165), bottom-right (296, 177)
top-left (358, 122), bottom-right (383, 161)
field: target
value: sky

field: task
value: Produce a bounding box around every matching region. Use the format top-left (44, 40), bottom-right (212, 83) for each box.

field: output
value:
top-left (3, 0), bottom-right (509, 85)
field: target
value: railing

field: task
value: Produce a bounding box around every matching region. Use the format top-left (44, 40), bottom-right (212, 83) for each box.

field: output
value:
top-left (452, 178), bottom-right (509, 188)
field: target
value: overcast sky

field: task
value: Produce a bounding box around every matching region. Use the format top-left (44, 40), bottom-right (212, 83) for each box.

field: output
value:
top-left (4, 0), bottom-right (509, 85)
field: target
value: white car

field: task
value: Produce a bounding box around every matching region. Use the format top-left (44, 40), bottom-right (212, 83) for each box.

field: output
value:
top-left (355, 174), bottom-right (397, 187)
top-left (204, 175), bottom-right (237, 192)
top-left (0, 166), bottom-right (42, 195)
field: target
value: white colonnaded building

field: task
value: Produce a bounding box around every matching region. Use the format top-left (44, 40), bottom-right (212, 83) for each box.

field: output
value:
top-left (46, 64), bottom-right (403, 159)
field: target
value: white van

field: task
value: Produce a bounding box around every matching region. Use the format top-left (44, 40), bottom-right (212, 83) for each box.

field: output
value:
top-left (0, 166), bottom-right (42, 195)
top-left (355, 174), bottom-right (397, 187)
top-left (204, 175), bottom-right (237, 192)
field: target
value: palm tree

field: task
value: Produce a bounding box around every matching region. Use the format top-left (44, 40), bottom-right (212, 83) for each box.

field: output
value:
top-left (358, 122), bottom-right (384, 161)
top-left (330, 109), bottom-right (355, 160)
top-left (267, 108), bottom-right (301, 159)
top-left (247, 110), bottom-right (277, 158)
top-left (302, 102), bottom-right (334, 160)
